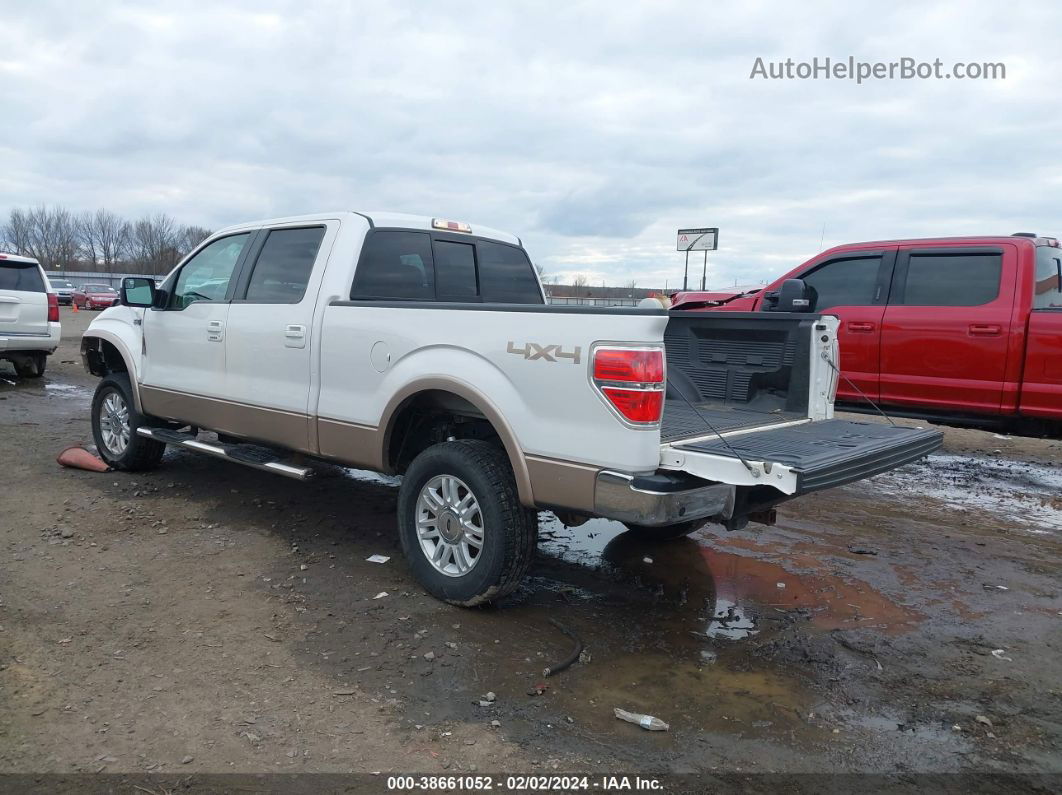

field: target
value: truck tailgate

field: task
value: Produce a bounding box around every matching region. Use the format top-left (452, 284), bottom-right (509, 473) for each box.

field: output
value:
top-left (663, 419), bottom-right (942, 495)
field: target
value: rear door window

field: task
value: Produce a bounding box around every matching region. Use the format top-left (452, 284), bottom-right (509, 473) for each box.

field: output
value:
top-left (244, 226), bottom-right (325, 303)
top-left (801, 256), bottom-right (882, 311)
top-left (351, 231), bottom-right (435, 300)
top-left (898, 252), bottom-right (1001, 306)
top-left (1034, 247), bottom-right (1062, 309)
top-left (0, 262), bottom-right (45, 292)
top-left (477, 240), bottom-right (543, 304)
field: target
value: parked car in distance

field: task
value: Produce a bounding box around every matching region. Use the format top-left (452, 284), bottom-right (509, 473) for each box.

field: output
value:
top-left (672, 233), bottom-right (1062, 436)
top-left (80, 211), bottom-right (941, 605)
top-left (0, 252), bottom-right (60, 377)
top-left (73, 283), bottom-right (119, 310)
top-left (48, 278), bottom-right (75, 305)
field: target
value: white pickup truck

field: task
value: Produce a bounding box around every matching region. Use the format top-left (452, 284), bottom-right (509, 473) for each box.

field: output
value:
top-left (81, 211), bottom-right (941, 605)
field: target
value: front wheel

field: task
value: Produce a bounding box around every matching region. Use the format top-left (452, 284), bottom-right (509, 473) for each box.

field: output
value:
top-left (90, 374), bottom-right (166, 471)
top-left (397, 440), bottom-right (537, 606)
top-left (622, 518), bottom-right (710, 541)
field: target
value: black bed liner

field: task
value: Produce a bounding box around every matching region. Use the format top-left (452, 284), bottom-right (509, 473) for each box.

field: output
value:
top-left (660, 400), bottom-right (802, 442)
top-left (674, 418), bottom-right (942, 493)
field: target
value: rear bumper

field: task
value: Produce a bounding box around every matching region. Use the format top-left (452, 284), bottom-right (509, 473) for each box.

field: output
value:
top-left (594, 470), bottom-right (735, 527)
top-left (0, 325), bottom-right (60, 354)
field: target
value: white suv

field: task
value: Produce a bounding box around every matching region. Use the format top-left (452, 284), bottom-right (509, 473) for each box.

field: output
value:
top-left (0, 253), bottom-right (61, 378)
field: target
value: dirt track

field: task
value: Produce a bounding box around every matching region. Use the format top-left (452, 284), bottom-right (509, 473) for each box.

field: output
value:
top-left (1, 307), bottom-right (1060, 781)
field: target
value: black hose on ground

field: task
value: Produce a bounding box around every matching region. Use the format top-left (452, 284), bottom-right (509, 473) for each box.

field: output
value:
top-left (543, 618), bottom-right (584, 677)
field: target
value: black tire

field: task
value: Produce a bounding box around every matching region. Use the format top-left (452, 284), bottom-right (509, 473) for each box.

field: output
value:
top-left (397, 440), bottom-right (537, 606)
top-left (14, 353), bottom-right (46, 379)
top-left (90, 373), bottom-right (166, 471)
top-left (622, 518), bottom-right (710, 541)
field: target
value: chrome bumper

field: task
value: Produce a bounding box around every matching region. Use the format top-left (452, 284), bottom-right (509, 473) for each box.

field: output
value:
top-left (594, 470), bottom-right (736, 527)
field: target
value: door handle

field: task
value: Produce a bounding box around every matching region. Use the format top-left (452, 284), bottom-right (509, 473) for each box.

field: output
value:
top-left (284, 324), bottom-right (307, 349)
top-left (207, 319), bottom-right (224, 342)
top-left (968, 324), bottom-right (1001, 336)
top-left (847, 321), bottom-right (875, 333)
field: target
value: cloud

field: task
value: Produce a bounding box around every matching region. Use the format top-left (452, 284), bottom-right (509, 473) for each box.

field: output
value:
top-left (1, 0), bottom-right (1060, 288)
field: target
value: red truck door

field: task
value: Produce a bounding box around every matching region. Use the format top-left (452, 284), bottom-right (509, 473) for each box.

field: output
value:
top-left (795, 247), bottom-right (896, 402)
top-left (879, 245), bottom-right (1016, 413)
top-left (1019, 246), bottom-right (1062, 419)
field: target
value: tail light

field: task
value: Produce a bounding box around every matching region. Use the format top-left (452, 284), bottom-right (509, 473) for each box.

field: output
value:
top-left (592, 346), bottom-right (665, 424)
top-left (47, 292), bottom-right (59, 322)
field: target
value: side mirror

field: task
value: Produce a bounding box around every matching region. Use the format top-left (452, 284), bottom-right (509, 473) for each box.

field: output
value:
top-left (121, 277), bottom-right (156, 308)
top-left (763, 279), bottom-right (815, 312)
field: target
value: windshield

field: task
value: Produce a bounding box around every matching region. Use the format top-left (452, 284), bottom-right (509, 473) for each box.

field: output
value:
top-left (84, 284), bottom-right (116, 293)
top-left (1034, 246), bottom-right (1062, 309)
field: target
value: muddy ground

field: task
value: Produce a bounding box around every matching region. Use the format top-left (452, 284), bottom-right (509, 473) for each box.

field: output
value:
top-left (1, 307), bottom-right (1060, 784)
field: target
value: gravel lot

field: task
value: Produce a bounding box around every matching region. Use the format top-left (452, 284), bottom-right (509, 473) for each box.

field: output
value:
top-left (1, 307), bottom-right (1059, 785)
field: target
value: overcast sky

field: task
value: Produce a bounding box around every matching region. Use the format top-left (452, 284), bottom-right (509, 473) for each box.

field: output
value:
top-left (1, 1), bottom-right (1059, 288)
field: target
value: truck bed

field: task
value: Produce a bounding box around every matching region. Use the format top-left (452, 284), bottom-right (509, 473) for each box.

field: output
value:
top-left (662, 311), bottom-right (824, 443)
top-left (660, 400), bottom-right (803, 442)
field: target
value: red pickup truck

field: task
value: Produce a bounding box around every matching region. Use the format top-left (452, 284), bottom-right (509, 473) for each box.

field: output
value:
top-left (672, 233), bottom-right (1062, 435)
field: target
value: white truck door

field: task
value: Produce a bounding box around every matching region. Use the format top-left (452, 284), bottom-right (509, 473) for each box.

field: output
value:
top-left (140, 233), bottom-right (253, 404)
top-left (219, 223), bottom-right (337, 451)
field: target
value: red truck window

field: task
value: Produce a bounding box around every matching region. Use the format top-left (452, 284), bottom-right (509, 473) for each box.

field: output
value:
top-left (898, 252), bottom-right (1001, 307)
top-left (803, 256), bottom-right (881, 310)
top-left (1034, 247), bottom-right (1062, 309)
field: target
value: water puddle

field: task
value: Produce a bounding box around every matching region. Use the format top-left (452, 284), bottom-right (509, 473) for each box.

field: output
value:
top-left (344, 468), bottom-right (402, 488)
top-left (44, 382), bottom-right (92, 400)
top-left (539, 514), bottom-right (921, 635)
top-left (863, 454), bottom-right (1062, 534)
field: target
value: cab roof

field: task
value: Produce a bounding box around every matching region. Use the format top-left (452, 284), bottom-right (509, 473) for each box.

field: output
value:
top-left (214, 211), bottom-right (522, 247)
top-left (821, 234), bottom-right (1057, 256)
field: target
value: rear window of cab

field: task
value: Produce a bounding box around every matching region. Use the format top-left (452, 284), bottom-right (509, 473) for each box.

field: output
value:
top-left (350, 230), bottom-right (543, 304)
top-left (0, 261), bottom-right (45, 292)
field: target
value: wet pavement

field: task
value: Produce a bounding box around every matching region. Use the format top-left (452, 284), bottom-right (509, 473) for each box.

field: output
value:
top-left (1, 307), bottom-right (1060, 780)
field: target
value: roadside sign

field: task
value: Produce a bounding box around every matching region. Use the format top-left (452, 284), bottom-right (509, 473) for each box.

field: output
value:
top-left (677, 228), bottom-right (718, 252)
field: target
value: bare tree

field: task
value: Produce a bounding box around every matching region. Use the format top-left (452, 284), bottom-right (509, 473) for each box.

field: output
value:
top-left (177, 225), bottom-right (212, 259)
top-left (571, 274), bottom-right (588, 288)
top-left (130, 213), bottom-right (180, 275)
top-left (2, 208), bottom-right (32, 254)
top-left (78, 209), bottom-right (131, 273)
top-left (3, 205), bottom-right (81, 270)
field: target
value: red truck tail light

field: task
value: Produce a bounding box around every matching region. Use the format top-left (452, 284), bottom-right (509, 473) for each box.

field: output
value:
top-left (592, 346), bottom-right (665, 425)
top-left (47, 292), bottom-right (59, 322)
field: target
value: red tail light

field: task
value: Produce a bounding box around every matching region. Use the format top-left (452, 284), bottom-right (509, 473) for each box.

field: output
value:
top-left (47, 292), bottom-right (59, 322)
top-left (592, 346), bottom-right (665, 424)
top-left (593, 348), bottom-right (664, 383)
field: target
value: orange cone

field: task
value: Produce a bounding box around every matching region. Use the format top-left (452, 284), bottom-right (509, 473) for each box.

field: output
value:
top-left (57, 445), bottom-right (110, 472)
top-left (71, 301), bottom-right (78, 313)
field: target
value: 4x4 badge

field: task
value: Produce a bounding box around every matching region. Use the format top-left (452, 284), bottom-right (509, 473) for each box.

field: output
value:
top-left (507, 341), bottom-right (582, 364)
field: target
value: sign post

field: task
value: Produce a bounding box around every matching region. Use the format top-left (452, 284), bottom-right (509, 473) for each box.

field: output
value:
top-left (676, 228), bottom-right (718, 291)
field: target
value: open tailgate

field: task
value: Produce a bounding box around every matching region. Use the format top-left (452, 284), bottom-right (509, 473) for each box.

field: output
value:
top-left (661, 418), bottom-right (942, 496)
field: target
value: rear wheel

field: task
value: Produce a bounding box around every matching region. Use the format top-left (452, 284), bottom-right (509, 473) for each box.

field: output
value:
top-left (91, 373), bottom-right (166, 471)
top-left (14, 353), bottom-right (46, 379)
top-left (622, 518), bottom-right (710, 541)
top-left (397, 440), bottom-right (537, 606)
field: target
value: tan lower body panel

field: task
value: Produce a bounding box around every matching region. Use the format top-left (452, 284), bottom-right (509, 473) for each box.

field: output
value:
top-left (316, 417), bottom-right (384, 470)
top-left (139, 386), bottom-right (312, 454)
top-left (524, 455), bottom-right (599, 514)
top-left (140, 387), bottom-right (598, 513)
